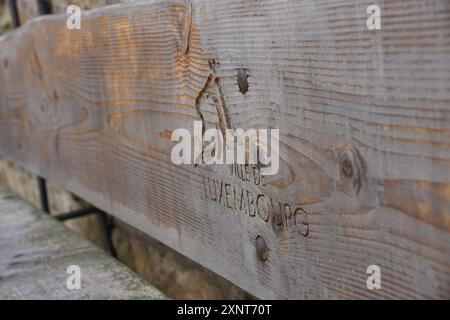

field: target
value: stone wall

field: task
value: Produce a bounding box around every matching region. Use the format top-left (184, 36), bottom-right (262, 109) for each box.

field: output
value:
top-left (0, 0), bottom-right (251, 300)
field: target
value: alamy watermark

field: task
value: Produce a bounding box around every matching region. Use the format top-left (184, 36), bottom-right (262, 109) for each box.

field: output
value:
top-left (66, 265), bottom-right (81, 290)
top-left (66, 5), bottom-right (81, 30)
top-left (366, 265), bottom-right (381, 290)
top-left (171, 121), bottom-right (280, 175)
top-left (367, 5), bottom-right (382, 30)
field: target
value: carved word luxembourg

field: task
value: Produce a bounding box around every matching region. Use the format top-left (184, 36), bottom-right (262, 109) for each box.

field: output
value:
top-left (203, 164), bottom-right (309, 237)
top-left (171, 121), bottom-right (280, 175)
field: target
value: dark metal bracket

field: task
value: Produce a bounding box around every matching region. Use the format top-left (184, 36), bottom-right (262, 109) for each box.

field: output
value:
top-left (36, 175), bottom-right (117, 258)
top-left (37, 177), bottom-right (49, 213)
top-left (7, 0), bottom-right (20, 28)
top-left (54, 206), bottom-right (117, 258)
top-left (37, 0), bottom-right (52, 15)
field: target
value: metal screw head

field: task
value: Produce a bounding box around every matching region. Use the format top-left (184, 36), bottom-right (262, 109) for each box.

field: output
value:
top-left (341, 157), bottom-right (354, 178)
top-left (237, 68), bottom-right (249, 94)
top-left (256, 236), bottom-right (268, 261)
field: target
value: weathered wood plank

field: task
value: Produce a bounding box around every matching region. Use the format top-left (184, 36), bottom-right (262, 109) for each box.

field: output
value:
top-left (0, 186), bottom-right (166, 299)
top-left (0, 0), bottom-right (449, 298)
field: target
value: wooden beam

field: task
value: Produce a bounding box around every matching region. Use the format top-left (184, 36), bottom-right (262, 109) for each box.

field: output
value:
top-left (0, 0), bottom-right (449, 298)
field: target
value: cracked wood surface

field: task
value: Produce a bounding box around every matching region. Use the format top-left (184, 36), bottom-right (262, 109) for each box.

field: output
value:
top-left (0, 0), bottom-right (449, 299)
top-left (0, 186), bottom-right (166, 299)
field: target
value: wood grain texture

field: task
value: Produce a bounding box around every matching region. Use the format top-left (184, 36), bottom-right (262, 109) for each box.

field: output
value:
top-left (0, 187), bottom-right (166, 299)
top-left (0, 0), bottom-right (449, 299)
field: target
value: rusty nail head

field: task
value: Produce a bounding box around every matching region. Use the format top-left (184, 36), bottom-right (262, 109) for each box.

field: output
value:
top-left (237, 68), bottom-right (249, 94)
top-left (256, 236), bottom-right (268, 261)
top-left (341, 157), bottom-right (353, 178)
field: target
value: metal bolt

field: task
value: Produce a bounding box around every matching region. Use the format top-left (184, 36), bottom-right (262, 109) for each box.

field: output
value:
top-left (237, 68), bottom-right (249, 94)
top-left (341, 157), bottom-right (353, 178)
top-left (256, 236), bottom-right (268, 261)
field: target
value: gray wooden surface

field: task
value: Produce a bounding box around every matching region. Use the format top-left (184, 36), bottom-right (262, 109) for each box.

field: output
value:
top-left (0, 186), bottom-right (166, 300)
top-left (0, 0), bottom-right (449, 299)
